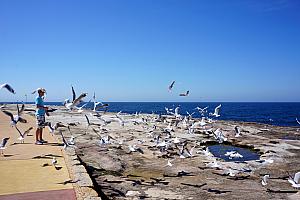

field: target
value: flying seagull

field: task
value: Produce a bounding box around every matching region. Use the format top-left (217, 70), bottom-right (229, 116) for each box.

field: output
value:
top-left (0, 83), bottom-right (15, 94)
top-left (168, 81), bottom-right (175, 92)
top-left (64, 85), bottom-right (87, 110)
top-left (15, 126), bottom-right (33, 143)
top-left (179, 90), bottom-right (189, 97)
top-left (210, 104), bottom-right (221, 118)
top-left (195, 106), bottom-right (209, 116)
top-left (0, 137), bottom-right (10, 155)
top-left (2, 103), bottom-right (27, 126)
top-left (92, 92), bottom-right (109, 112)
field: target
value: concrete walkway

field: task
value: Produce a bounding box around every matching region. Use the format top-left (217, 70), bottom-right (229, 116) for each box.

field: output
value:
top-left (0, 111), bottom-right (77, 200)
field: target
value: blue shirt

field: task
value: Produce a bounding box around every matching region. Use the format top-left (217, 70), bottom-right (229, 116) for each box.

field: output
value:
top-left (35, 96), bottom-right (45, 116)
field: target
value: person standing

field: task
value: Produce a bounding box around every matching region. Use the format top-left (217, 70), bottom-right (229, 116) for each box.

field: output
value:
top-left (35, 88), bottom-right (48, 145)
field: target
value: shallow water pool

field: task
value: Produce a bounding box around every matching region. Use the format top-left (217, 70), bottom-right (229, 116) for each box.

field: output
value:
top-left (208, 144), bottom-right (260, 162)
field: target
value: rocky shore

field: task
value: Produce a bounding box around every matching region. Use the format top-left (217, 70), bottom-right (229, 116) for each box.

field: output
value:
top-left (3, 104), bottom-right (300, 199)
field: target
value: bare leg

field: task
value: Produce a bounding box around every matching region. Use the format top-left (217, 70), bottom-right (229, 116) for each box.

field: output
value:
top-left (40, 128), bottom-right (43, 141)
top-left (36, 128), bottom-right (40, 141)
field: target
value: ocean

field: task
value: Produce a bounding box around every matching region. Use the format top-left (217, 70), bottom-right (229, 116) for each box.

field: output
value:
top-left (2, 102), bottom-right (300, 127)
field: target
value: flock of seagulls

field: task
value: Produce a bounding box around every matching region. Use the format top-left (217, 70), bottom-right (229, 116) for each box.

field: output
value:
top-left (1, 82), bottom-right (300, 193)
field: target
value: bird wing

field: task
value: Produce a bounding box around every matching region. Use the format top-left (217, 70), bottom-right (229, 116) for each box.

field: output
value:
top-left (84, 114), bottom-right (90, 126)
top-left (59, 131), bottom-right (69, 146)
top-left (24, 127), bottom-right (33, 136)
top-left (71, 85), bottom-right (76, 102)
top-left (1, 83), bottom-right (15, 94)
top-left (294, 172), bottom-right (300, 183)
top-left (18, 103), bottom-right (25, 115)
top-left (2, 110), bottom-right (14, 121)
top-left (18, 117), bottom-right (27, 123)
top-left (296, 118), bottom-right (300, 125)
top-left (73, 93), bottom-right (87, 106)
top-left (15, 126), bottom-right (23, 137)
top-left (215, 104), bottom-right (221, 114)
top-left (168, 81), bottom-right (175, 90)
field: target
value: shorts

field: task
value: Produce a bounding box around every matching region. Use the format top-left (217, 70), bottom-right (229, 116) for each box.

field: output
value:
top-left (36, 115), bottom-right (46, 128)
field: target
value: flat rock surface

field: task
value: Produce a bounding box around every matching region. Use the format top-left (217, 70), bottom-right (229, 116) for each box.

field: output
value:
top-left (18, 104), bottom-right (300, 199)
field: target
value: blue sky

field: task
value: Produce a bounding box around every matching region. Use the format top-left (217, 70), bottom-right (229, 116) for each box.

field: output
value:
top-left (0, 0), bottom-right (299, 102)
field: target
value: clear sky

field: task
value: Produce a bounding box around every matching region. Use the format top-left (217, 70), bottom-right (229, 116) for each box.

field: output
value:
top-left (0, 0), bottom-right (299, 102)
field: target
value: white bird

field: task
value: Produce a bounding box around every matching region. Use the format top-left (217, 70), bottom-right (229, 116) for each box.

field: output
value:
top-left (52, 157), bottom-right (58, 165)
top-left (288, 172), bottom-right (300, 188)
top-left (92, 92), bottom-right (109, 112)
top-left (0, 83), bottom-right (15, 94)
top-left (168, 81), bottom-right (175, 92)
top-left (64, 86), bottom-right (87, 110)
top-left (199, 117), bottom-right (207, 127)
top-left (15, 126), bottom-right (33, 143)
top-left (213, 128), bottom-right (227, 143)
top-left (206, 161), bottom-right (222, 169)
top-left (195, 106), bottom-right (209, 116)
top-left (167, 159), bottom-right (173, 167)
top-left (296, 118), bottom-right (300, 125)
top-left (210, 104), bottom-right (221, 118)
top-left (2, 104), bottom-right (27, 126)
top-left (261, 175), bottom-right (269, 186)
top-left (76, 100), bottom-right (91, 113)
top-left (68, 136), bottom-right (75, 145)
top-left (173, 137), bottom-right (180, 144)
top-left (234, 126), bottom-right (241, 137)
top-left (225, 151), bottom-right (243, 159)
top-left (0, 137), bottom-right (10, 155)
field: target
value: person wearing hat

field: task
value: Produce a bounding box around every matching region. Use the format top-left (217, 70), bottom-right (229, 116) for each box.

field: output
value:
top-left (35, 88), bottom-right (48, 145)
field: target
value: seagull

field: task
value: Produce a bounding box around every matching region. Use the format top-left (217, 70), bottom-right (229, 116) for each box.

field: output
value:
top-left (206, 161), bottom-right (222, 169)
top-left (199, 117), bottom-right (207, 127)
top-left (0, 83), bottom-right (15, 94)
top-left (261, 175), bottom-right (269, 186)
top-left (213, 128), bottom-right (227, 143)
top-left (68, 136), bottom-right (75, 145)
top-left (179, 90), bottom-right (189, 96)
top-left (287, 172), bottom-right (300, 188)
top-left (224, 151), bottom-right (243, 159)
top-left (2, 103), bottom-right (27, 126)
top-left (0, 137), bottom-right (10, 155)
top-left (59, 131), bottom-right (70, 149)
top-left (51, 157), bottom-right (62, 170)
top-left (64, 85), bottom-right (87, 110)
top-left (195, 106), bottom-right (209, 116)
top-left (210, 104), bottom-right (221, 118)
top-left (15, 126), bottom-right (33, 143)
top-left (296, 118), bottom-right (300, 125)
top-left (168, 81), bottom-right (175, 92)
top-left (76, 99), bottom-right (91, 113)
top-left (167, 159), bottom-right (174, 167)
top-left (234, 126), bottom-right (241, 137)
top-left (92, 92), bottom-right (109, 112)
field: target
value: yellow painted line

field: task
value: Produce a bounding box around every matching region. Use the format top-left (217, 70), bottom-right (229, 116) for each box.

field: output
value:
top-left (0, 158), bottom-right (72, 196)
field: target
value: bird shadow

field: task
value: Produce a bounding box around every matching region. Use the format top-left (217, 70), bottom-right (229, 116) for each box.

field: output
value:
top-left (3, 154), bottom-right (14, 157)
top-left (11, 142), bottom-right (32, 146)
top-left (43, 142), bottom-right (63, 147)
